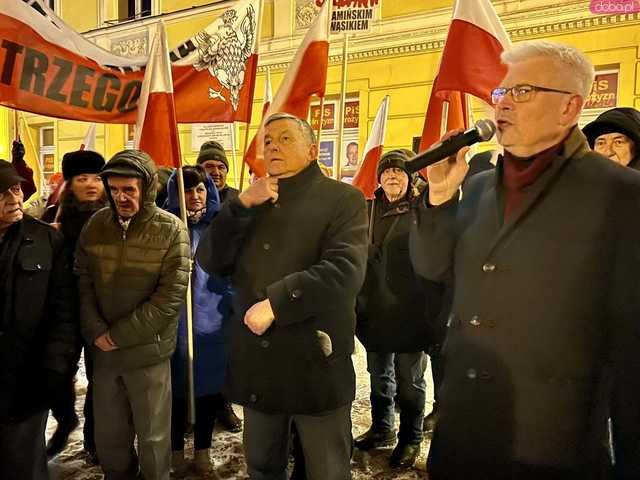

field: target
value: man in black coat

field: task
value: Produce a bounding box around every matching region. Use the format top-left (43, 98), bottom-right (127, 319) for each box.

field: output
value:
top-left (355, 150), bottom-right (444, 468)
top-left (0, 160), bottom-right (77, 480)
top-left (410, 40), bottom-right (640, 480)
top-left (197, 113), bottom-right (368, 479)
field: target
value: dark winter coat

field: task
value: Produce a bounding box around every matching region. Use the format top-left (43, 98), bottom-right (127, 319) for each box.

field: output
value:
top-left (0, 216), bottom-right (76, 423)
top-left (356, 187), bottom-right (444, 353)
top-left (410, 127), bottom-right (640, 479)
top-left (75, 151), bottom-right (191, 372)
top-left (165, 170), bottom-right (233, 398)
top-left (197, 161), bottom-right (368, 414)
top-left (219, 185), bottom-right (239, 204)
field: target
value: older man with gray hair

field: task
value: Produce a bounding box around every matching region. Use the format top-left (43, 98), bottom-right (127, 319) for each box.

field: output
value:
top-left (197, 112), bottom-right (368, 479)
top-left (410, 40), bottom-right (640, 479)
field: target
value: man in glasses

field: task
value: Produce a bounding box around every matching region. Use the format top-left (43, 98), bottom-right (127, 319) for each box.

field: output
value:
top-left (410, 40), bottom-right (640, 479)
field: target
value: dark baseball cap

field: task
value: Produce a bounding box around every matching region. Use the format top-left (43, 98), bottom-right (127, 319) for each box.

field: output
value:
top-left (0, 159), bottom-right (25, 194)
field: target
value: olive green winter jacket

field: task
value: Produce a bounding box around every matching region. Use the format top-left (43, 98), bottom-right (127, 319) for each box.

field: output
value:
top-left (75, 150), bottom-right (190, 371)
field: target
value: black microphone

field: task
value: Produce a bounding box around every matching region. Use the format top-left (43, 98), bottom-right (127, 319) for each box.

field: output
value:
top-left (406, 119), bottom-right (496, 173)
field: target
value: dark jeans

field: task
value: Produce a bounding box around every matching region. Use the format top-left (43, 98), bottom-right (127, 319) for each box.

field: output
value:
top-left (367, 351), bottom-right (427, 445)
top-left (0, 412), bottom-right (49, 480)
top-left (171, 395), bottom-right (217, 451)
top-left (243, 404), bottom-right (352, 480)
top-left (83, 352), bottom-right (96, 452)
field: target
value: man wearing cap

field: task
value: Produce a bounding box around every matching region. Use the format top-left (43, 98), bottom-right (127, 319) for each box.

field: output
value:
top-left (355, 150), bottom-right (444, 468)
top-left (583, 107), bottom-right (640, 170)
top-left (197, 140), bottom-right (239, 204)
top-left (0, 160), bottom-right (76, 480)
top-left (45, 150), bottom-right (107, 462)
top-left (196, 113), bottom-right (368, 479)
top-left (75, 150), bottom-right (190, 480)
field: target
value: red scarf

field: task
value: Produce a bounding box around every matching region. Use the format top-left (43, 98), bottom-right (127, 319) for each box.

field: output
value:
top-left (502, 143), bottom-right (561, 221)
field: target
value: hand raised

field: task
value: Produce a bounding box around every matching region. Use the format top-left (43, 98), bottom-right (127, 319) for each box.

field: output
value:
top-left (427, 129), bottom-right (470, 206)
top-left (238, 177), bottom-right (279, 208)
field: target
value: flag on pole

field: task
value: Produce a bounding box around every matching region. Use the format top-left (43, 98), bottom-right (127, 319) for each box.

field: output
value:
top-left (262, 68), bottom-right (273, 118)
top-left (80, 124), bottom-right (97, 151)
top-left (352, 96), bottom-right (389, 200)
top-left (243, 1), bottom-right (330, 177)
top-left (0, 0), bottom-right (260, 123)
top-left (134, 22), bottom-right (182, 169)
top-left (420, 0), bottom-right (510, 155)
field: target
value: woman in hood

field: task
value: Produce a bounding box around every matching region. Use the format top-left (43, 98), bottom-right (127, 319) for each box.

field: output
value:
top-left (583, 107), bottom-right (640, 169)
top-left (165, 165), bottom-right (233, 476)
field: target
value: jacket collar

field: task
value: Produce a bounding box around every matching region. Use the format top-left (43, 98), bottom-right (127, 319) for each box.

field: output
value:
top-left (276, 161), bottom-right (323, 198)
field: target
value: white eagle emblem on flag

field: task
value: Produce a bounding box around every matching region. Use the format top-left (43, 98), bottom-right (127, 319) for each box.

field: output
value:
top-left (193, 6), bottom-right (256, 111)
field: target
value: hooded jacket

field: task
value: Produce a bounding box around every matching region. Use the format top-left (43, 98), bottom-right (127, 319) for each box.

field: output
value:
top-left (75, 150), bottom-right (190, 371)
top-left (165, 170), bottom-right (232, 398)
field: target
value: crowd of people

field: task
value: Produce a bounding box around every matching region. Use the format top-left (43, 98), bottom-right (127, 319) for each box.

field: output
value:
top-left (1, 39), bottom-right (640, 480)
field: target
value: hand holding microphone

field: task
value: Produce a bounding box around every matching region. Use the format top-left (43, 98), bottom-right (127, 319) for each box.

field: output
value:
top-left (406, 119), bottom-right (496, 205)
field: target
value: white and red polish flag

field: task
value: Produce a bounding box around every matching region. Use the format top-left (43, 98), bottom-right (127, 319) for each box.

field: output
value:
top-left (134, 22), bottom-right (182, 169)
top-left (352, 96), bottom-right (390, 200)
top-left (419, 0), bottom-right (510, 166)
top-left (80, 123), bottom-right (96, 151)
top-left (0, 0), bottom-right (259, 123)
top-left (262, 68), bottom-right (273, 118)
top-left (243, 0), bottom-right (330, 177)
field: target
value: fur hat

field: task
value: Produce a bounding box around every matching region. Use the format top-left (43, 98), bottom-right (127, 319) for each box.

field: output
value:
top-left (196, 141), bottom-right (228, 169)
top-left (0, 159), bottom-right (25, 193)
top-left (62, 150), bottom-right (106, 181)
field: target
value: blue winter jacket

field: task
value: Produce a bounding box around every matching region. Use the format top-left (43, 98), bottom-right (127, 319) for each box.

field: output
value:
top-left (165, 171), bottom-right (233, 398)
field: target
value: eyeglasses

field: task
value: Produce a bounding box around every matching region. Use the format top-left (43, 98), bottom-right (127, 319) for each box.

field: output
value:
top-left (491, 84), bottom-right (574, 105)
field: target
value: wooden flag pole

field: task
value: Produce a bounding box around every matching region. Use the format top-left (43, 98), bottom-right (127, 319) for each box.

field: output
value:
top-left (316, 96), bottom-right (325, 150)
top-left (238, 122), bottom-right (251, 191)
top-left (335, 33), bottom-right (350, 181)
top-left (176, 165), bottom-right (197, 426)
top-left (230, 121), bottom-right (239, 184)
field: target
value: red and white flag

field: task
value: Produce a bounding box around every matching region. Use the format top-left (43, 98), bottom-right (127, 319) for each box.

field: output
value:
top-left (80, 123), bottom-right (97, 151)
top-left (134, 22), bottom-right (181, 169)
top-left (352, 96), bottom-right (389, 200)
top-left (262, 68), bottom-right (273, 118)
top-left (243, 1), bottom-right (330, 177)
top-left (420, 0), bottom-right (510, 156)
top-left (0, 0), bottom-right (259, 124)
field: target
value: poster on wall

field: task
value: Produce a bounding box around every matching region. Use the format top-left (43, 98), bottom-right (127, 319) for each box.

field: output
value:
top-left (191, 124), bottom-right (234, 151)
top-left (344, 100), bottom-right (359, 129)
top-left (330, 0), bottom-right (380, 34)
top-left (310, 103), bottom-right (336, 131)
top-left (584, 70), bottom-right (618, 110)
top-left (319, 140), bottom-right (335, 168)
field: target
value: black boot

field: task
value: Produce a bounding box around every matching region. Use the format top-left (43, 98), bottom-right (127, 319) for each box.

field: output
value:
top-left (423, 403), bottom-right (438, 434)
top-left (215, 394), bottom-right (242, 432)
top-left (46, 415), bottom-right (80, 458)
top-left (354, 428), bottom-right (396, 451)
top-left (389, 442), bottom-right (421, 468)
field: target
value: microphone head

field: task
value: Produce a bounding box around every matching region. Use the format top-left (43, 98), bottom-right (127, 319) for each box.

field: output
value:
top-left (475, 119), bottom-right (496, 142)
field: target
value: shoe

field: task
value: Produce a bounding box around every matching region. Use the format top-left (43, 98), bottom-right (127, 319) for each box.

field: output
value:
top-left (46, 415), bottom-right (80, 458)
top-left (354, 428), bottom-right (396, 451)
top-left (194, 448), bottom-right (214, 476)
top-left (84, 448), bottom-right (99, 466)
top-left (216, 400), bottom-right (242, 433)
top-left (422, 408), bottom-right (438, 433)
top-left (171, 450), bottom-right (189, 477)
top-left (389, 442), bottom-right (421, 468)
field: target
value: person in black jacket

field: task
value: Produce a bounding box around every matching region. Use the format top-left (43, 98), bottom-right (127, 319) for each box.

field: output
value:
top-left (196, 113), bottom-right (368, 480)
top-left (0, 159), bottom-right (77, 480)
top-left (354, 150), bottom-right (444, 469)
top-left (411, 40), bottom-right (640, 480)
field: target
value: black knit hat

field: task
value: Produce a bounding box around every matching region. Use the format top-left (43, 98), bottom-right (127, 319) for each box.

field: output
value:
top-left (196, 141), bottom-right (228, 169)
top-left (377, 150), bottom-right (411, 181)
top-left (62, 150), bottom-right (106, 181)
top-left (0, 159), bottom-right (25, 194)
top-left (582, 107), bottom-right (640, 150)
